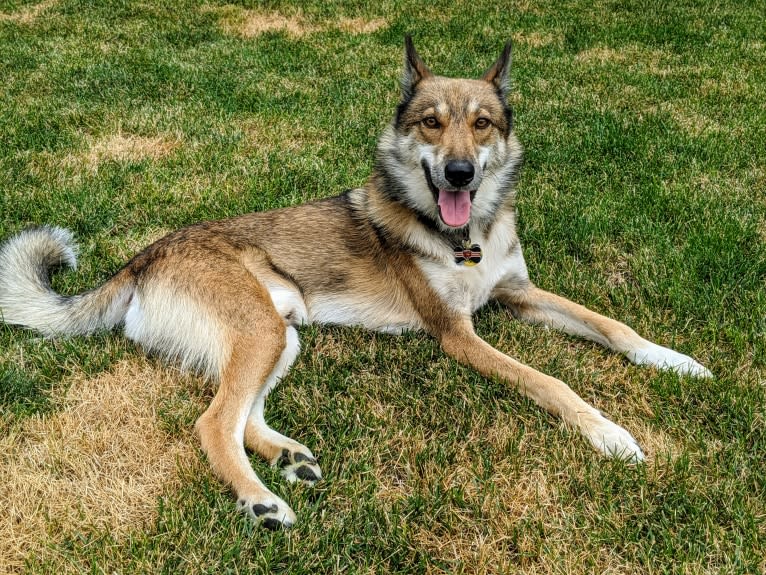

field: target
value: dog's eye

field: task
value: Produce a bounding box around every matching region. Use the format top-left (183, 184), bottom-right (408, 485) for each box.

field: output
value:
top-left (422, 116), bottom-right (440, 129)
top-left (475, 117), bottom-right (491, 130)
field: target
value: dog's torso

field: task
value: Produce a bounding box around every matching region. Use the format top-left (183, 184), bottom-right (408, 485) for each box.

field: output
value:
top-left (123, 185), bottom-right (529, 336)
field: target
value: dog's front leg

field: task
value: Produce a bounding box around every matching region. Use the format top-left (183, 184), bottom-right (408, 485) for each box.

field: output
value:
top-left (439, 319), bottom-right (645, 461)
top-left (493, 284), bottom-right (712, 378)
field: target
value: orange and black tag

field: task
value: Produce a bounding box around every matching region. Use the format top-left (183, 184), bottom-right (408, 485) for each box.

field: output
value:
top-left (454, 241), bottom-right (482, 267)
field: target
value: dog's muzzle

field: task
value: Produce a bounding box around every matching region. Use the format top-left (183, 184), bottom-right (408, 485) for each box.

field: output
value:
top-left (422, 160), bottom-right (477, 228)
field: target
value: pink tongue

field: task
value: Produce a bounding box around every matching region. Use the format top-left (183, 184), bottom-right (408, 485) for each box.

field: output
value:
top-left (437, 190), bottom-right (472, 227)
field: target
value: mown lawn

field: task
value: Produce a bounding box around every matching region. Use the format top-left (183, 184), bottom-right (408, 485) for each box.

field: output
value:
top-left (1, 0), bottom-right (764, 573)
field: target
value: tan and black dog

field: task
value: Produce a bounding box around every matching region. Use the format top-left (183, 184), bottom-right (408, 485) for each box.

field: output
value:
top-left (0, 38), bottom-right (711, 529)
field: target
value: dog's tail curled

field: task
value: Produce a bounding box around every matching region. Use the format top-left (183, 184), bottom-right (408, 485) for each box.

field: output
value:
top-left (0, 226), bottom-right (134, 337)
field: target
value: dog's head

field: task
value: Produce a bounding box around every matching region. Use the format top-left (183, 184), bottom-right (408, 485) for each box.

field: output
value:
top-left (377, 37), bottom-right (522, 231)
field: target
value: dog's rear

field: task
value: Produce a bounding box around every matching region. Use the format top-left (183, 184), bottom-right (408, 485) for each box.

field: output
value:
top-left (0, 219), bottom-right (325, 527)
top-left (0, 225), bottom-right (233, 380)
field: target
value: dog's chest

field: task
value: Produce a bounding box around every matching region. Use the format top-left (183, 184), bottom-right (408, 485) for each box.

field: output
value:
top-left (418, 227), bottom-right (528, 314)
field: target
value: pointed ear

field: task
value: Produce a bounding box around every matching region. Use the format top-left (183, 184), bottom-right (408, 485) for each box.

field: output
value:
top-left (481, 41), bottom-right (512, 99)
top-left (401, 35), bottom-right (433, 101)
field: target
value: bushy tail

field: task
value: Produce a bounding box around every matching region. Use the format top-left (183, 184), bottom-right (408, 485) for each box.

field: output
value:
top-left (0, 226), bottom-right (134, 337)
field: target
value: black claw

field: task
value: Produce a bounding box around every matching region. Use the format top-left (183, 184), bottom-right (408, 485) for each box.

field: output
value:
top-left (252, 503), bottom-right (278, 517)
top-left (262, 518), bottom-right (283, 531)
top-left (294, 465), bottom-right (319, 482)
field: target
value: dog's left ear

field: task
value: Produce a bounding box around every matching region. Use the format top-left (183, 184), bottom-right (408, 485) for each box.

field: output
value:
top-left (481, 41), bottom-right (512, 100)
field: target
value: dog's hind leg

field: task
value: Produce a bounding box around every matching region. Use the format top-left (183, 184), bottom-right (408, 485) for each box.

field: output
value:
top-left (125, 259), bottom-right (302, 528)
top-left (493, 284), bottom-right (712, 378)
top-left (243, 325), bottom-right (322, 485)
top-left (194, 315), bottom-right (300, 529)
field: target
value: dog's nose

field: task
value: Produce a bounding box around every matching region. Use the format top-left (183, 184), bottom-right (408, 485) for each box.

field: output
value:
top-left (444, 160), bottom-right (475, 187)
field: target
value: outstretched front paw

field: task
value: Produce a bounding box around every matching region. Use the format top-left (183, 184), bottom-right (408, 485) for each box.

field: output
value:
top-left (237, 493), bottom-right (296, 530)
top-left (275, 448), bottom-right (322, 485)
top-left (628, 342), bottom-right (713, 378)
top-left (580, 412), bottom-right (645, 463)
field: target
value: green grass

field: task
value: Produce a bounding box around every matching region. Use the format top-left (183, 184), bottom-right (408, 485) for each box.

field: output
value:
top-left (1, 0), bottom-right (765, 573)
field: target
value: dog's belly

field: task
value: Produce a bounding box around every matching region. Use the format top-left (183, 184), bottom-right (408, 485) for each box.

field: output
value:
top-left (305, 294), bottom-right (421, 334)
top-left (264, 277), bottom-right (420, 333)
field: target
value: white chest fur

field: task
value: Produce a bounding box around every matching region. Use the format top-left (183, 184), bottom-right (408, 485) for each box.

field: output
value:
top-left (418, 217), bottom-right (529, 315)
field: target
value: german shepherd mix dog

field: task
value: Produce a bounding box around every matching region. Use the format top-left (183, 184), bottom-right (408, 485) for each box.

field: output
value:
top-left (0, 38), bottom-right (711, 529)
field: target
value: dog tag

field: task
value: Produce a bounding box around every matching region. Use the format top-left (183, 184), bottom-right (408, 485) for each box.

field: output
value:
top-left (454, 241), bottom-right (482, 266)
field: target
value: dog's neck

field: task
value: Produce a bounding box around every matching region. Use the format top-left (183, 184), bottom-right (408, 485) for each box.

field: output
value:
top-left (351, 173), bottom-right (501, 263)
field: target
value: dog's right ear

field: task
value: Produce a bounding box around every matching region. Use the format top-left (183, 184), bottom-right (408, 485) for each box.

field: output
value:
top-left (481, 41), bottom-right (513, 100)
top-left (401, 35), bottom-right (433, 101)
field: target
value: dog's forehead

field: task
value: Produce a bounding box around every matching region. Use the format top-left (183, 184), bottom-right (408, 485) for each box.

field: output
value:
top-left (413, 76), bottom-right (504, 115)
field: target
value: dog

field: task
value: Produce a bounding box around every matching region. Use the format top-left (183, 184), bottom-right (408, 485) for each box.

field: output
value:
top-left (0, 37), bottom-right (712, 530)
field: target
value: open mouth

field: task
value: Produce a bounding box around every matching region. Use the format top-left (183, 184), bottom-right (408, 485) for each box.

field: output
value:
top-left (422, 162), bottom-right (474, 228)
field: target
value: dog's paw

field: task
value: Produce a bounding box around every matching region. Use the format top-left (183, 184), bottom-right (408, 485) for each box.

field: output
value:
top-left (275, 448), bottom-right (322, 485)
top-left (627, 342), bottom-right (713, 378)
top-left (579, 412), bottom-right (645, 463)
top-left (237, 493), bottom-right (296, 530)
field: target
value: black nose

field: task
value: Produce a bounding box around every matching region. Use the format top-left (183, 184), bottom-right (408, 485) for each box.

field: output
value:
top-left (444, 160), bottom-right (475, 187)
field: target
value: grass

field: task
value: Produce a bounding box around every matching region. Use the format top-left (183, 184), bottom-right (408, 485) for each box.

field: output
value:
top-left (1, 0), bottom-right (765, 573)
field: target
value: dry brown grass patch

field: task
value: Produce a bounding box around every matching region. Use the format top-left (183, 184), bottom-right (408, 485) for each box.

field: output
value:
top-left (631, 421), bottom-right (684, 462)
top-left (0, 359), bottom-right (207, 572)
top-left (86, 133), bottom-right (180, 168)
top-left (336, 17), bottom-right (388, 35)
top-left (205, 5), bottom-right (388, 39)
top-left (576, 46), bottom-right (626, 65)
top-left (0, 0), bottom-right (56, 24)
top-left (700, 76), bottom-right (751, 98)
top-left (203, 5), bottom-right (315, 39)
top-left (238, 11), bottom-right (314, 39)
top-left (636, 100), bottom-right (739, 139)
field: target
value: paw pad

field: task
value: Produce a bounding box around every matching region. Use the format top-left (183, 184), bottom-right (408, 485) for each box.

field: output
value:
top-left (252, 503), bottom-right (278, 516)
top-left (237, 496), bottom-right (295, 529)
top-left (262, 518), bottom-right (283, 530)
top-left (277, 448), bottom-right (322, 485)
